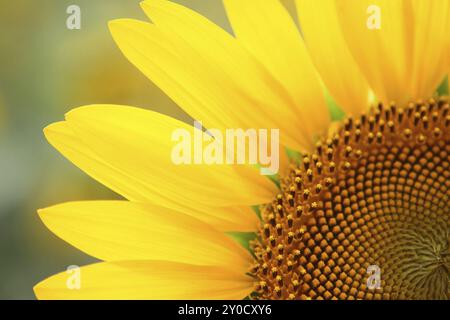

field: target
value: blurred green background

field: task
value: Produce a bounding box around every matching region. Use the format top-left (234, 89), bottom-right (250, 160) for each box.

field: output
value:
top-left (0, 0), bottom-right (295, 299)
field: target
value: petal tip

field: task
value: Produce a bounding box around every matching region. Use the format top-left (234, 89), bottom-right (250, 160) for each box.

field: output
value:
top-left (107, 19), bottom-right (125, 31)
top-left (43, 123), bottom-right (56, 136)
top-left (36, 207), bottom-right (54, 226)
top-left (139, 0), bottom-right (150, 9)
top-left (33, 279), bottom-right (48, 298)
top-left (64, 105), bottom-right (101, 122)
top-left (42, 121), bottom-right (69, 143)
top-left (140, 0), bottom-right (165, 9)
top-left (108, 19), bottom-right (140, 37)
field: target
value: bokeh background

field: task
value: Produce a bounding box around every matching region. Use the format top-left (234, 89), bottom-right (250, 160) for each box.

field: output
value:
top-left (0, 0), bottom-right (296, 299)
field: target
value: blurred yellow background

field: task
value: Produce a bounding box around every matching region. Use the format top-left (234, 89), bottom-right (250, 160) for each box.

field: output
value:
top-left (0, 0), bottom-right (296, 299)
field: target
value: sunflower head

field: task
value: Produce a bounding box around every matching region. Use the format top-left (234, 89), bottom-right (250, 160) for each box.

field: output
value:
top-left (252, 98), bottom-right (450, 300)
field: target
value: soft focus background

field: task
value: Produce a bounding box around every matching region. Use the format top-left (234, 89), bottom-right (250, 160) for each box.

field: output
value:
top-left (0, 0), bottom-right (296, 299)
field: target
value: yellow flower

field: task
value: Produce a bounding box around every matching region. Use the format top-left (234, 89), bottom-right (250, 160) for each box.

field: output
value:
top-left (35, 0), bottom-right (450, 300)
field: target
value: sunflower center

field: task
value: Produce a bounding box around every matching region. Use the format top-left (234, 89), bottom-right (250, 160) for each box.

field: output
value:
top-left (251, 98), bottom-right (450, 300)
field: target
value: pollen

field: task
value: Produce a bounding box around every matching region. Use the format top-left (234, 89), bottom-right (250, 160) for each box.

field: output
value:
top-left (251, 98), bottom-right (450, 300)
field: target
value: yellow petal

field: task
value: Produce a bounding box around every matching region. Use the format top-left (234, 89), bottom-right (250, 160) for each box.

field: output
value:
top-left (203, 205), bottom-right (260, 232)
top-left (448, 17), bottom-right (450, 69)
top-left (222, 0), bottom-right (330, 145)
top-left (34, 261), bottom-right (253, 300)
top-left (44, 119), bottom-right (261, 232)
top-left (38, 201), bottom-right (252, 268)
top-left (447, 7), bottom-right (450, 84)
top-left (111, 1), bottom-right (313, 151)
top-left (296, 0), bottom-right (371, 116)
top-left (408, 0), bottom-right (450, 99)
top-left (45, 105), bottom-right (276, 209)
top-left (336, 0), bottom-right (450, 105)
top-left (335, 0), bottom-right (410, 105)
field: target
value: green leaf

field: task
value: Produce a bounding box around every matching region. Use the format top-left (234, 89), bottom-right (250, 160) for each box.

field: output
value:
top-left (226, 232), bottom-right (257, 253)
top-left (437, 75), bottom-right (449, 96)
top-left (266, 173), bottom-right (280, 188)
top-left (252, 163), bottom-right (280, 189)
top-left (286, 147), bottom-right (302, 164)
top-left (251, 205), bottom-right (262, 221)
top-left (324, 88), bottom-right (346, 121)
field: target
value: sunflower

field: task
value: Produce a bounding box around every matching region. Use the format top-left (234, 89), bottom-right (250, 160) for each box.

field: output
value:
top-left (35, 0), bottom-right (450, 300)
